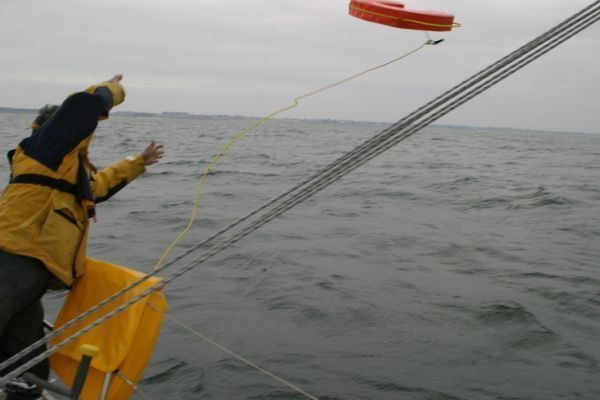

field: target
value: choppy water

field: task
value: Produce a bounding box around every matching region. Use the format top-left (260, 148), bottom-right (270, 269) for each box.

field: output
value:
top-left (1, 112), bottom-right (599, 399)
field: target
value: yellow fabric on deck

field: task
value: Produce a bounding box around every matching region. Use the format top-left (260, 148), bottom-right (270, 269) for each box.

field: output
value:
top-left (50, 258), bottom-right (167, 400)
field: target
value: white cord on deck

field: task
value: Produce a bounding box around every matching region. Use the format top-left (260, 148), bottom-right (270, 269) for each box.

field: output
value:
top-left (163, 313), bottom-right (320, 400)
top-left (114, 372), bottom-right (154, 400)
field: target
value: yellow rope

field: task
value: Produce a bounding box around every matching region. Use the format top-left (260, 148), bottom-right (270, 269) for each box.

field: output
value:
top-left (146, 33), bottom-right (446, 400)
top-left (403, 18), bottom-right (462, 29)
top-left (349, 5), bottom-right (461, 29)
top-left (152, 34), bottom-right (433, 271)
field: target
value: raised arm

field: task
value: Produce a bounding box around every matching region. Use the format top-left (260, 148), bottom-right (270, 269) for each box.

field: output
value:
top-left (19, 75), bottom-right (126, 171)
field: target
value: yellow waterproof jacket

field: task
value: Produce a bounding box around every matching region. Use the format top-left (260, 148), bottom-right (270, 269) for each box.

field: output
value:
top-left (0, 80), bottom-right (146, 286)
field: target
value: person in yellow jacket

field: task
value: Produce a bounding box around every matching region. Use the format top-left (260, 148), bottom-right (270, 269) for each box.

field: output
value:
top-left (0, 74), bottom-right (164, 399)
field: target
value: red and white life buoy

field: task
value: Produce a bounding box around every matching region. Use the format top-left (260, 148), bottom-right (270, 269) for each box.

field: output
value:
top-left (349, 0), bottom-right (456, 32)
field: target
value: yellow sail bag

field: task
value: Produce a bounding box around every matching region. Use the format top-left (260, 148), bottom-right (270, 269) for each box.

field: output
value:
top-left (50, 258), bottom-right (167, 400)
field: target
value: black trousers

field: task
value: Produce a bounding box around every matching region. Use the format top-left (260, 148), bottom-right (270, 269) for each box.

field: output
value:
top-left (0, 250), bottom-right (51, 381)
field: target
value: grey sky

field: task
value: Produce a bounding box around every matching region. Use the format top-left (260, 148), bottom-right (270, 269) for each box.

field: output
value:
top-left (1, 0), bottom-right (598, 133)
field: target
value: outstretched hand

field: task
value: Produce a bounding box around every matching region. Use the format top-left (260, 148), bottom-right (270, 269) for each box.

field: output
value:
top-left (108, 74), bottom-right (123, 83)
top-left (141, 141), bottom-right (165, 166)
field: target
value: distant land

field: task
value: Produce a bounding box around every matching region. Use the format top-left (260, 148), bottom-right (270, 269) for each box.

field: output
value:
top-left (0, 107), bottom-right (254, 121)
top-left (0, 107), bottom-right (36, 114)
top-left (0, 107), bottom-right (596, 136)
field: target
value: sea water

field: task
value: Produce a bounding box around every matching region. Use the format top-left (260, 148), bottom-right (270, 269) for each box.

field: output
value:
top-left (0, 112), bottom-right (598, 399)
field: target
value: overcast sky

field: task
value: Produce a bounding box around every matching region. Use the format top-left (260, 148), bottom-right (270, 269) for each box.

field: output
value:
top-left (1, 0), bottom-right (598, 133)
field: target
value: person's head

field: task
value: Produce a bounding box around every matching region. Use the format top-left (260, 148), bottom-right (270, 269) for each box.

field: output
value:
top-left (32, 104), bottom-right (60, 130)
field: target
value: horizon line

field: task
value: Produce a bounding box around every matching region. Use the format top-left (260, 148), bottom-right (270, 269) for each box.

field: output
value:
top-left (0, 106), bottom-right (597, 136)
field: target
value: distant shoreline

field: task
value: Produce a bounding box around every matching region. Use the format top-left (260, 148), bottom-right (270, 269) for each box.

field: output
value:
top-left (1, 107), bottom-right (597, 136)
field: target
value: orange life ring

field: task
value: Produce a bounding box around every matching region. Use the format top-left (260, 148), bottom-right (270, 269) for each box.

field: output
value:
top-left (349, 0), bottom-right (456, 32)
